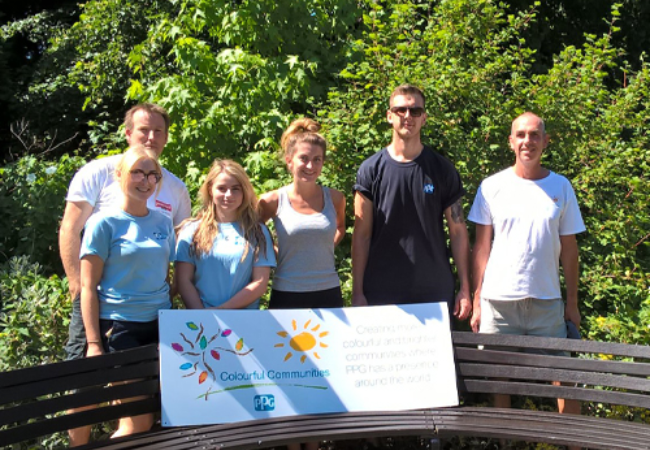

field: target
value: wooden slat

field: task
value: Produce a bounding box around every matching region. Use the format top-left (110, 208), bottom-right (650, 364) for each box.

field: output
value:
top-left (458, 362), bottom-right (650, 392)
top-left (463, 379), bottom-right (650, 408)
top-left (0, 345), bottom-right (159, 389)
top-left (0, 379), bottom-right (159, 427)
top-left (452, 331), bottom-right (650, 359)
top-left (0, 361), bottom-right (159, 404)
top-left (455, 346), bottom-right (650, 376)
top-left (0, 397), bottom-right (159, 447)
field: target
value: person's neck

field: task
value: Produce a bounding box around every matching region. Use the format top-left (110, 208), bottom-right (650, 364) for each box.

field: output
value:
top-left (387, 135), bottom-right (423, 162)
top-left (216, 211), bottom-right (238, 223)
top-left (122, 199), bottom-right (149, 217)
top-left (291, 180), bottom-right (320, 199)
top-left (512, 163), bottom-right (549, 180)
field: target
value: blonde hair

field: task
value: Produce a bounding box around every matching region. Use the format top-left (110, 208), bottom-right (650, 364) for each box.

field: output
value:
top-left (114, 145), bottom-right (163, 196)
top-left (280, 118), bottom-right (327, 162)
top-left (187, 159), bottom-right (266, 261)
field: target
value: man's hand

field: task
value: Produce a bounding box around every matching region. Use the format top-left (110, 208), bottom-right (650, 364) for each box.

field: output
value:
top-left (352, 292), bottom-right (369, 307)
top-left (565, 302), bottom-right (581, 328)
top-left (453, 289), bottom-right (471, 320)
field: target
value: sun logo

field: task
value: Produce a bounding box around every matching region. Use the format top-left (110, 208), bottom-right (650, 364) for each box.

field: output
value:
top-left (275, 319), bottom-right (329, 363)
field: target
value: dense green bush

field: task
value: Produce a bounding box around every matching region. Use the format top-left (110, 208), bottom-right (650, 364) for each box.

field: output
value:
top-left (0, 256), bottom-right (70, 371)
top-left (0, 153), bottom-right (86, 272)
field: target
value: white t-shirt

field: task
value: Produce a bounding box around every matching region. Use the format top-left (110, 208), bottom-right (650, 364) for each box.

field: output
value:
top-left (468, 168), bottom-right (585, 301)
top-left (66, 154), bottom-right (191, 226)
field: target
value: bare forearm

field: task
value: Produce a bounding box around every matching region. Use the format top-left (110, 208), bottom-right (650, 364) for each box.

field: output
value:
top-left (178, 280), bottom-right (204, 309)
top-left (217, 269), bottom-right (270, 310)
top-left (449, 226), bottom-right (471, 292)
top-left (351, 235), bottom-right (370, 296)
top-left (560, 235), bottom-right (580, 307)
top-left (81, 287), bottom-right (101, 343)
top-left (59, 227), bottom-right (82, 297)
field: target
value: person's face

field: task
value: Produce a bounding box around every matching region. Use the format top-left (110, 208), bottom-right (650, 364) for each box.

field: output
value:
top-left (121, 158), bottom-right (160, 203)
top-left (509, 115), bottom-right (549, 167)
top-left (125, 110), bottom-right (168, 157)
top-left (286, 142), bottom-right (324, 183)
top-left (387, 94), bottom-right (426, 139)
top-left (211, 172), bottom-right (244, 221)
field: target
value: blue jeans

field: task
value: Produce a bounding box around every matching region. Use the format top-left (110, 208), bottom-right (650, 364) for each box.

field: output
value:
top-left (64, 295), bottom-right (86, 360)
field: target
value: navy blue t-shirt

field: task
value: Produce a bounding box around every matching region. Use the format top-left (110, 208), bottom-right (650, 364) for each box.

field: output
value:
top-left (354, 146), bottom-right (465, 306)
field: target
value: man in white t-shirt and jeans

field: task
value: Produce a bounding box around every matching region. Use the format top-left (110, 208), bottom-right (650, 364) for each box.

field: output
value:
top-left (468, 112), bottom-right (585, 444)
top-left (58, 103), bottom-right (191, 446)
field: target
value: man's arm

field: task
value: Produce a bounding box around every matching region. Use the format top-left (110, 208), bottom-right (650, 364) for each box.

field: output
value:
top-left (351, 192), bottom-right (373, 306)
top-left (471, 223), bottom-right (493, 332)
top-left (59, 201), bottom-right (93, 300)
top-left (560, 234), bottom-right (580, 328)
top-left (444, 199), bottom-right (471, 320)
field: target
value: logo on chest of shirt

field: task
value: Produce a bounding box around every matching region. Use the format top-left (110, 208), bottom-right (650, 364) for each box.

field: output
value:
top-left (155, 199), bottom-right (172, 212)
top-left (423, 183), bottom-right (435, 194)
top-left (153, 232), bottom-right (168, 240)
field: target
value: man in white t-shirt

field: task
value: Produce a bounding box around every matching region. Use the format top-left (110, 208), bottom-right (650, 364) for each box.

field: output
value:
top-left (468, 112), bottom-right (585, 437)
top-left (58, 103), bottom-right (190, 446)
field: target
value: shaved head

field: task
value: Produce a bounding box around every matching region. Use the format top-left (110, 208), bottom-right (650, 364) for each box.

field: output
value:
top-left (511, 112), bottom-right (546, 136)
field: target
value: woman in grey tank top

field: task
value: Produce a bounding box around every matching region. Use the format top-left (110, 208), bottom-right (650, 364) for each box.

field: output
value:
top-left (259, 118), bottom-right (346, 315)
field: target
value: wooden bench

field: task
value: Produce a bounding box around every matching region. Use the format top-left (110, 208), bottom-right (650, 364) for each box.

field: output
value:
top-left (2, 332), bottom-right (649, 449)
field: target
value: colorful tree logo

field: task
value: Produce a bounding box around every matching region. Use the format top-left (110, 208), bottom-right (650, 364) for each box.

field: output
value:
top-left (171, 322), bottom-right (252, 387)
top-left (275, 319), bottom-right (329, 363)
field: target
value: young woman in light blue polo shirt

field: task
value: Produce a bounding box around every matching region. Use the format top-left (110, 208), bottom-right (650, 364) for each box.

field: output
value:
top-left (80, 145), bottom-right (174, 438)
top-left (175, 159), bottom-right (275, 310)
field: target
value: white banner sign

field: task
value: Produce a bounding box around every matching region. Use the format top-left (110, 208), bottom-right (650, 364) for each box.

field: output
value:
top-left (159, 303), bottom-right (458, 426)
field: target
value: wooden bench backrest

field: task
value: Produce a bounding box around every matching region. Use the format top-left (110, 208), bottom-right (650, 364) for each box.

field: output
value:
top-left (452, 332), bottom-right (650, 408)
top-left (0, 344), bottom-right (160, 447)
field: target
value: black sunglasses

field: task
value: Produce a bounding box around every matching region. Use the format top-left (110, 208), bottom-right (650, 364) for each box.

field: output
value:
top-left (390, 106), bottom-right (426, 117)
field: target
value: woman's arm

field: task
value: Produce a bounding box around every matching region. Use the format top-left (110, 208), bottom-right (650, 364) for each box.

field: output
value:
top-left (330, 188), bottom-right (346, 246)
top-left (214, 266), bottom-right (271, 310)
top-left (258, 191), bottom-right (279, 222)
top-left (175, 261), bottom-right (205, 309)
top-left (80, 255), bottom-right (105, 357)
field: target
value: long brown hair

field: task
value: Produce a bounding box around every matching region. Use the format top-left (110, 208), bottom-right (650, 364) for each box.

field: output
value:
top-left (280, 118), bottom-right (327, 162)
top-left (184, 159), bottom-right (266, 261)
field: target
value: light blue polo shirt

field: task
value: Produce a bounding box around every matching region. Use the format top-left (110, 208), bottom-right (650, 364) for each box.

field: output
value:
top-left (175, 221), bottom-right (276, 309)
top-left (80, 208), bottom-right (175, 322)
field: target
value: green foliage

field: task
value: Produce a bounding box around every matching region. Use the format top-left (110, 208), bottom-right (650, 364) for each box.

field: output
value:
top-left (0, 256), bottom-right (70, 371)
top-left (0, 153), bottom-right (86, 271)
top-left (0, 154), bottom-right (86, 269)
top-left (124, 0), bottom-right (361, 178)
top-left (319, 0), bottom-right (649, 342)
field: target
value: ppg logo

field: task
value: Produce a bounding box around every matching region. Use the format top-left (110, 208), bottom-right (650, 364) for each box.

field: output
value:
top-left (423, 183), bottom-right (434, 194)
top-left (254, 395), bottom-right (275, 411)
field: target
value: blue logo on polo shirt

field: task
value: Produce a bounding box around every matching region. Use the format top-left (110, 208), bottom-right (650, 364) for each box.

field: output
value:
top-left (423, 183), bottom-right (435, 194)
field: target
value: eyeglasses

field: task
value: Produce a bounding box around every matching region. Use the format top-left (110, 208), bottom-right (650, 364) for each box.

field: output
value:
top-left (130, 169), bottom-right (162, 184)
top-left (390, 106), bottom-right (426, 117)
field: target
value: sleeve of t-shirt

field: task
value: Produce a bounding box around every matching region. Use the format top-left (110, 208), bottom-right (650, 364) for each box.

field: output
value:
top-left (66, 160), bottom-right (105, 206)
top-left (559, 182), bottom-right (586, 236)
top-left (175, 222), bottom-right (197, 264)
top-left (353, 161), bottom-right (374, 202)
top-left (79, 215), bottom-right (111, 261)
top-left (439, 157), bottom-right (466, 211)
top-left (467, 184), bottom-right (492, 225)
top-left (254, 225), bottom-right (277, 268)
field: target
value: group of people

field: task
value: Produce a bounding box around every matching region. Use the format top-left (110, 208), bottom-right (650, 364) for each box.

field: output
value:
top-left (59, 85), bottom-right (585, 449)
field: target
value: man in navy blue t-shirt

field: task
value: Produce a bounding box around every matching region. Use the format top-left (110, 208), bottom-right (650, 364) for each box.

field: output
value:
top-left (352, 84), bottom-right (471, 321)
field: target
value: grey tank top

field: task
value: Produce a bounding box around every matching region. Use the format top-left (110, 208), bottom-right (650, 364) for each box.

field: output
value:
top-left (272, 186), bottom-right (340, 292)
